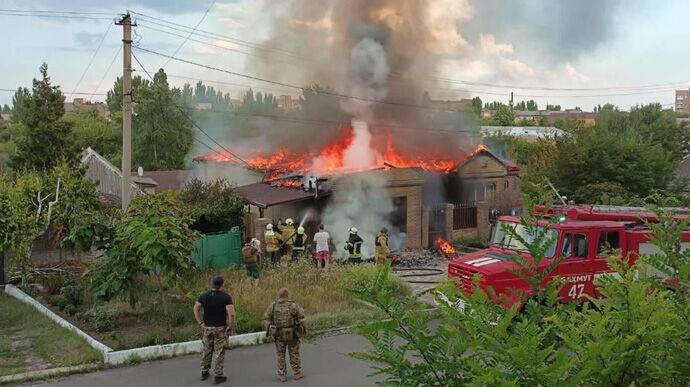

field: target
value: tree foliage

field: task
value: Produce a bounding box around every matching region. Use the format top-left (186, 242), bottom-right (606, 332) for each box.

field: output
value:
top-left (179, 178), bottom-right (244, 234)
top-left (350, 209), bottom-right (690, 386)
top-left (107, 69), bottom-right (194, 171)
top-left (10, 63), bottom-right (73, 171)
top-left (493, 104), bottom-right (515, 126)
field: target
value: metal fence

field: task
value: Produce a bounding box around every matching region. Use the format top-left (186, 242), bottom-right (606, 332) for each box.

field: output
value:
top-left (453, 204), bottom-right (478, 230)
top-left (191, 227), bottom-right (242, 269)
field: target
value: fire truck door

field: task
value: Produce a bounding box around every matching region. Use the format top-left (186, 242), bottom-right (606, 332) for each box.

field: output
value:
top-left (556, 231), bottom-right (596, 301)
top-left (592, 229), bottom-right (622, 297)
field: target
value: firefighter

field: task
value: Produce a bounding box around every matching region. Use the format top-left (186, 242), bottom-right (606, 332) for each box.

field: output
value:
top-left (264, 224), bottom-right (282, 267)
top-left (291, 226), bottom-right (307, 263)
top-left (375, 227), bottom-right (390, 266)
top-left (344, 227), bottom-right (363, 264)
top-left (281, 218), bottom-right (296, 259)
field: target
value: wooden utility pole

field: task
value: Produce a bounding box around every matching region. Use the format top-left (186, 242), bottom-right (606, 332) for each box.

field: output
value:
top-left (117, 14), bottom-right (133, 210)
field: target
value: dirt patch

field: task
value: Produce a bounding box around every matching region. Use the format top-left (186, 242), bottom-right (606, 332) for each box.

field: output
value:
top-left (9, 335), bottom-right (53, 372)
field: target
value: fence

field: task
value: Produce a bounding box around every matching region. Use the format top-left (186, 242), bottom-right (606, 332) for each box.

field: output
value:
top-left (453, 204), bottom-right (478, 230)
top-left (191, 227), bottom-right (242, 269)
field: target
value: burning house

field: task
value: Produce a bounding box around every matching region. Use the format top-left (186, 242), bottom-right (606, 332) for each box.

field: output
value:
top-left (190, 1), bottom-right (523, 256)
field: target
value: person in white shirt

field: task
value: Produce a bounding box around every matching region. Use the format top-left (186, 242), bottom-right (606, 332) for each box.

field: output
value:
top-left (312, 224), bottom-right (331, 270)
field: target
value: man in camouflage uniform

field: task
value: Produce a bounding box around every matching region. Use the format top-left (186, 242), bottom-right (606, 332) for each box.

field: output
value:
top-left (264, 288), bottom-right (306, 382)
top-left (194, 276), bottom-right (236, 385)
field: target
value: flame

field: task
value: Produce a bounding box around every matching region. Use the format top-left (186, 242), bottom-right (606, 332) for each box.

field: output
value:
top-left (193, 125), bottom-right (495, 182)
top-left (436, 236), bottom-right (456, 255)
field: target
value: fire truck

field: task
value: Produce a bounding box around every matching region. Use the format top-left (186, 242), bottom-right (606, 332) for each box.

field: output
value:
top-left (447, 205), bottom-right (690, 308)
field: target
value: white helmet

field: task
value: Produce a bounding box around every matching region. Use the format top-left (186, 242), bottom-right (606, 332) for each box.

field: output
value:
top-left (297, 226), bottom-right (305, 234)
top-left (349, 227), bottom-right (358, 234)
top-left (266, 223), bottom-right (273, 230)
top-left (286, 218), bottom-right (294, 225)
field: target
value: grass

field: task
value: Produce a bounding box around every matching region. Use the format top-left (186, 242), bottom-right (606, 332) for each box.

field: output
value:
top-left (32, 261), bottom-right (411, 351)
top-left (0, 293), bottom-right (101, 377)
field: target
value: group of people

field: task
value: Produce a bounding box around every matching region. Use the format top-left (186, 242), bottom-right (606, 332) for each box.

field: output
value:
top-left (194, 276), bottom-right (306, 384)
top-left (241, 219), bottom-right (393, 281)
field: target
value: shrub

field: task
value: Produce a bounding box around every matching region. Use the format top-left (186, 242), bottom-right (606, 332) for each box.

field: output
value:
top-left (91, 307), bottom-right (116, 333)
top-left (339, 264), bottom-right (411, 298)
top-left (59, 283), bottom-right (82, 307)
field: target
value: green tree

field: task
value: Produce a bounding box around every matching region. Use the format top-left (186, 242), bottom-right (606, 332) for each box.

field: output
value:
top-left (470, 96), bottom-right (482, 116)
top-left (180, 178), bottom-right (244, 234)
top-left (63, 106), bottom-right (118, 158)
top-left (10, 63), bottom-right (73, 171)
top-left (526, 100), bottom-right (538, 111)
top-left (91, 194), bottom-right (198, 327)
top-left (493, 104), bottom-right (514, 126)
top-left (1, 104), bottom-right (10, 113)
top-left (546, 104), bottom-right (561, 111)
top-left (107, 69), bottom-right (194, 171)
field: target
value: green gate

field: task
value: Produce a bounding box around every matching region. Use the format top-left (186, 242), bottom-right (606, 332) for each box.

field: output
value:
top-left (192, 227), bottom-right (242, 269)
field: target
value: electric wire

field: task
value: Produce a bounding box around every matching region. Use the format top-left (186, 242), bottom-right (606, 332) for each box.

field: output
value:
top-left (90, 45), bottom-right (122, 100)
top-left (131, 50), bottom-right (251, 166)
top-left (0, 88), bottom-right (106, 96)
top-left (69, 21), bottom-right (114, 98)
top-left (160, 0), bottom-right (216, 68)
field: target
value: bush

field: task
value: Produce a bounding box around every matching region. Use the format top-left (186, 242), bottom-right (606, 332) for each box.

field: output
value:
top-left (59, 283), bottom-right (82, 307)
top-left (91, 307), bottom-right (116, 333)
top-left (339, 264), bottom-right (411, 297)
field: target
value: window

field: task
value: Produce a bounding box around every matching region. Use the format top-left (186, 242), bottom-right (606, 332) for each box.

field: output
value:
top-left (504, 180), bottom-right (509, 190)
top-left (492, 221), bottom-right (558, 257)
top-left (561, 233), bottom-right (588, 259)
top-left (597, 231), bottom-right (620, 254)
top-left (453, 205), bottom-right (477, 229)
top-left (485, 183), bottom-right (496, 198)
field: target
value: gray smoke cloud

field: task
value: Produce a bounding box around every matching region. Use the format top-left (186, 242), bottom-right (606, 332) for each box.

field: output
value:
top-left (462, 0), bottom-right (624, 64)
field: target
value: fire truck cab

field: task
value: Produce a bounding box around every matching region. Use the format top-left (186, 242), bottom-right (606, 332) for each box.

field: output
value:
top-left (448, 205), bottom-right (690, 308)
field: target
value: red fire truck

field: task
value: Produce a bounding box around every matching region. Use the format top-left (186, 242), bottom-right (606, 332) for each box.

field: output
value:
top-left (447, 205), bottom-right (690, 308)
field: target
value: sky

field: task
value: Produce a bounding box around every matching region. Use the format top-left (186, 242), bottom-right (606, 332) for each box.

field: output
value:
top-left (1, 0), bottom-right (689, 111)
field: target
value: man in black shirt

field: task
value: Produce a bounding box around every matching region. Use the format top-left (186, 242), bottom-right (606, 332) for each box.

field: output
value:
top-left (194, 276), bottom-right (236, 385)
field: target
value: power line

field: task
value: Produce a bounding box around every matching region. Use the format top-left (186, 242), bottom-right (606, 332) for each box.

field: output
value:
top-left (129, 10), bottom-right (690, 94)
top-left (0, 11), bottom-right (114, 20)
top-left (69, 21), bottom-right (114, 98)
top-left (0, 87), bottom-right (106, 96)
top-left (0, 8), bottom-right (117, 15)
top-left (90, 45), bottom-right (122, 100)
top-left (133, 45), bottom-right (480, 114)
top-left (160, 0), bottom-right (216, 68)
top-left (131, 50), bottom-right (251, 166)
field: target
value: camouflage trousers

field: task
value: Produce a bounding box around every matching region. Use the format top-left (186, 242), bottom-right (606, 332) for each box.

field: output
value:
top-left (275, 339), bottom-right (302, 378)
top-left (201, 326), bottom-right (227, 376)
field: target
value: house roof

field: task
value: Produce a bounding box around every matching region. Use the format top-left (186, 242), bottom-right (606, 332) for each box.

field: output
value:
top-left (456, 144), bottom-right (519, 172)
top-left (236, 182), bottom-right (329, 208)
top-left (130, 170), bottom-right (194, 192)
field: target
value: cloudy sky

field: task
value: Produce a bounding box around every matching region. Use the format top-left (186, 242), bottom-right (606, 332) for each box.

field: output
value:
top-left (1, 0), bottom-right (689, 110)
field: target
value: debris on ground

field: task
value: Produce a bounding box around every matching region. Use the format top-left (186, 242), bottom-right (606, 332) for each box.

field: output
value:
top-left (391, 248), bottom-right (449, 268)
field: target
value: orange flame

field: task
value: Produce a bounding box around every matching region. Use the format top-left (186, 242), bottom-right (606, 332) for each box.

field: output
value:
top-left (193, 126), bottom-right (495, 181)
top-left (436, 236), bottom-right (456, 255)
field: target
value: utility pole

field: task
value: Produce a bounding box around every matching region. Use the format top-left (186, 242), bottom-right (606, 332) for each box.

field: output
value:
top-left (509, 91), bottom-right (514, 110)
top-left (117, 14), bottom-right (133, 210)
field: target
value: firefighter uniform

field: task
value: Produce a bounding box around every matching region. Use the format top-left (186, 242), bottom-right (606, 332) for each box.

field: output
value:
top-left (265, 224), bottom-right (282, 267)
top-left (281, 219), bottom-right (296, 259)
top-left (345, 227), bottom-right (363, 264)
top-left (264, 295), bottom-right (306, 382)
top-left (291, 227), bottom-right (307, 263)
top-left (375, 229), bottom-right (390, 265)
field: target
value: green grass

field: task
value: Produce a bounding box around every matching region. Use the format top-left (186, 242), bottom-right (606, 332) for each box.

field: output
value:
top-left (0, 293), bottom-right (101, 377)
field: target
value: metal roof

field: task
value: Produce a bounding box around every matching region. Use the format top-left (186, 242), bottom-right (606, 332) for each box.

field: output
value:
top-left (236, 182), bottom-right (329, 208)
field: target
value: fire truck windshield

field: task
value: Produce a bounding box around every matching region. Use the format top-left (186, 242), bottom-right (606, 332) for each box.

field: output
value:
top-left (491, 221), bottom-right (558, 257)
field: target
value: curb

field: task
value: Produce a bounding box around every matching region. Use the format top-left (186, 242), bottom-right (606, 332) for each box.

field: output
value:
top-left (3, 285), bottom-right (267, 367)
top-left (0, 363), bottom-right (102, 385)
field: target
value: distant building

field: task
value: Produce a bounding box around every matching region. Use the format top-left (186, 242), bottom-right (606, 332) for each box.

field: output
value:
top-left (277, 95), bottom-right (297, 110)
top-left (511, 109), bottom-right (596, 126)
top-left (195, 102), bottom-right (213, 111)
top-left (429, 98), bottom-right (472, 111)
top-left (64, 98), bottom-right (111, 120)
top-left (229, 99), bottom-right (243, 108)
top-left (676, 88), bottom-right (690, 113)
top-left (481, 126), bottom-right (564, 140)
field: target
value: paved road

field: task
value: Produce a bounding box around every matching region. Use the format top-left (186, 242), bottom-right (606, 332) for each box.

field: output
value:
top-left (29, 334), bottom-right (378, 387)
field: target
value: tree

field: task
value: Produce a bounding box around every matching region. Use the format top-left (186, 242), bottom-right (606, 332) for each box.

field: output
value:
top-left (470, 97), bottom-right (482, 116)
top-left (546, 104), bottom-right (561, 111)
top-left (10, 63), bottom-right (73, 171)
top-left (180, 178), bottom-right (244, 234)
top-left (107, 69), bottom-right (194, 171)
top-left (493, 104), bottom-right (514, 126)
top-left (2, 104), bottom-right (10, 113)
top-left (63, 106), bottom-right (118, 158)
top-left (91, 193), bottom-right (198, 327)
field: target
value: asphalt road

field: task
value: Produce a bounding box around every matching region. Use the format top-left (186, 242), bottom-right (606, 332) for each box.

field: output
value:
top-left (29, 333), bottom-right (378, 387)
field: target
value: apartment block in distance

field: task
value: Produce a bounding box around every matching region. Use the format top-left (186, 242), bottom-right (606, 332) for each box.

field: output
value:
top-left (677, 88), bottom-right (690, 114)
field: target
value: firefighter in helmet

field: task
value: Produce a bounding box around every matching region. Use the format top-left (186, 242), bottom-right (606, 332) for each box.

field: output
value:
top-left (344, 227), bottom-right (363, 264)
top-left (375, 227), bottom-right (390, 266)
top-left (265, 223), bottom-right (282, 267)
top-left (281, 218), bottom-right (296, 259)
top-left (291, 226), bottom-right (307, 263)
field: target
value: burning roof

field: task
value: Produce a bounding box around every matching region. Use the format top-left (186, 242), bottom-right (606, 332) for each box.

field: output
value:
top-left (193, 125), bottom-right (514, 181)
